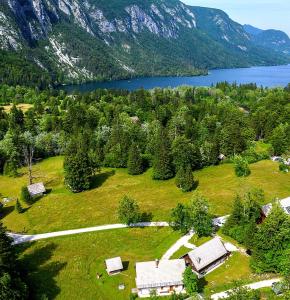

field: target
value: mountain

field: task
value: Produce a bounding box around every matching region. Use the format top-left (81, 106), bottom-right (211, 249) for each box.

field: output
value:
top-left (244, 24), bottom-right (290, 56)
top-left (0, 0), bottom-right (289, 87)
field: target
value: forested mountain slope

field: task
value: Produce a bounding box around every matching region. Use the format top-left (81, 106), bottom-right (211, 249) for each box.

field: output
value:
top-left (0, 0), bottom-right (289, 87)
top-left (244, 24), bottom-right (290, 55)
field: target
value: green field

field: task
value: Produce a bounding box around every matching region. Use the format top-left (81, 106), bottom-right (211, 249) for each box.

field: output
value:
top-left (17, 228), bottom-right (181, 300)
top-left (1, 156), bottom-right (287, 299)
top-left (0, 157), bottom-right (289, 234)
top-left (204, 252), bottom-right (273, 295)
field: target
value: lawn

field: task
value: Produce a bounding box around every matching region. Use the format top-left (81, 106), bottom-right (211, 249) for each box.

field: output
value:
top-left (189, 235), bottom-right (212, 247)
top-left (17, 227), bottom-right (181, 300)
top-left (2, 103), bottom-right (33, 113)
top-left (203, 252), bottom-right (274, 296)
top-left (0, 157), bottom-right (289, 234)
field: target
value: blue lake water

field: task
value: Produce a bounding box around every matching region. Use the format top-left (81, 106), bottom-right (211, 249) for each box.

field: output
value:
top-left (62, 64), bottom-right (290, 92)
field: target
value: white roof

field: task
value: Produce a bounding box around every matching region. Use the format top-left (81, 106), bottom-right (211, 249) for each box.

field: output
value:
top-left (188, 238), bottom-right (228, 271)
top-left (105, 257), bottom-right (123, 273)
top-left (280, 197), bottom-right (290, 214)
top-left (136, 259), bottom-right (186, 289)
top-left (27, 182), bottom-right (46, 196)
top-left (262, 197), bottom-right (290, 216)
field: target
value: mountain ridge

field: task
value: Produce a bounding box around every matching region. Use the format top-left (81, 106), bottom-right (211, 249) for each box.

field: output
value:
top-left (244, 24), bottom-right (290, 55)
top-left (0, 0), bottom-right (289, 87)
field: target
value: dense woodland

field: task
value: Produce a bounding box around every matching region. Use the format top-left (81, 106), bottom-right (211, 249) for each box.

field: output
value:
top-left (0, 82), bottom-right (289, 188)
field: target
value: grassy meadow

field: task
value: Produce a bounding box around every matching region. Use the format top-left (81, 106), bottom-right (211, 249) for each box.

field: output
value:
top-left (17, 227), bottom-right (181, 300)
top-left (0, 156), bottom-right (289, 234)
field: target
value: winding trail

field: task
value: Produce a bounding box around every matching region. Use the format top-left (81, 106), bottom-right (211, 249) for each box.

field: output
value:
top-left (8, 222), bottom-right (169, 245)
top-left (161, 230), bottom-right (195, 260)
top-left (211, 278), bottom-right (282, 299)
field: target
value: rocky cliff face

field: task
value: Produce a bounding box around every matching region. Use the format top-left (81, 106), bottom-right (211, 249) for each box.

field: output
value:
top-left (0, 0), bottom-right (289, 84)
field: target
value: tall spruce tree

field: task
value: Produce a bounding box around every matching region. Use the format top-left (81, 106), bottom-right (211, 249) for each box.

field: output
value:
top-left (152, 127), bottom-right (173, 180)
top-left (128, 143), bottom-right (143, 175)
top-left (64, 135), bottom-right (94, 192)
top-left (175, 165), bottom-right (194, 192)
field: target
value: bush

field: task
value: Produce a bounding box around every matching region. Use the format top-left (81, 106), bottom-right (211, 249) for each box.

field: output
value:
top-left (15, 199), bottom-right (23, 213)
top-left (279, 162), bottom-right (289, 173)
top-left (118, 196), bottom-right (140, 225)
top-left (183, 266), bottom-right (198, 295)
top-left (21, 186), bottom-right (31, 204)
top-left (234, 156), bottom-right (251, 177)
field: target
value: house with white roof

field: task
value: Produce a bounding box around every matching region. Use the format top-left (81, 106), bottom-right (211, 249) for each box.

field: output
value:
top-left (135, 259), bottom-right (186, 297)
top-left (262, 197), bottom-right (290, 217)
top-left (105, 257), bottom-right (123, 275)
top-left (184, 238), bottom-right (229, 276)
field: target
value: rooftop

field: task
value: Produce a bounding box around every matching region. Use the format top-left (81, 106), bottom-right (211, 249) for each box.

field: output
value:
top-left (262, 197), bottom-right (290, 216)
top-left (136, 259), bottom-right (186, 289)
top-left (188, 238), bottom-right (228, 271)
top-left (105, 257), bottom-right (123, 273)
top-left (27, 182), bottom-right (46, 196)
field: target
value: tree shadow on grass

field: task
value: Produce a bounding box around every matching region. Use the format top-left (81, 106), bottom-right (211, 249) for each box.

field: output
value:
top-left (90, 170), bottom-right (115, 189)
top-left (18, 243), bottom-right (66, 300)
top-left (0, 205), bottom-right (14, 219)
top-left (122, 261), bottom-right (129, 271)
top-left (140, 212), bottom-right (153, 222)
top-left (198, 276), bottom-right (208, 293)
top-left (192, 180), bottom-right (199, 191)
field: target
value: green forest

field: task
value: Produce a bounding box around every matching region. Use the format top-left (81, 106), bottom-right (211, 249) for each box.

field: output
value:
top-left (0, 82), bottom-right (289, 298)
top-left (0, 82), bottom-right (289, 187)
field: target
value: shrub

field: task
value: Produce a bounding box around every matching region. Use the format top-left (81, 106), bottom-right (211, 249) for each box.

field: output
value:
top-left (118, 196), bottom-right (140, 225)
top-left (279, 162), bottom-right (289, 173)
top-left (21, 186), bottom-right (31, 204)
top-left (15, 199), bottom-right (23, 214)
top-left (234, 156), bottom-right (251, 177)
top-left (183, 267), bottom-right (198, 295)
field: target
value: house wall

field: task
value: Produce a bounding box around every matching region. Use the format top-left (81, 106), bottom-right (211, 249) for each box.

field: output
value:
top-left (137, 285), bottom-right (184, 298)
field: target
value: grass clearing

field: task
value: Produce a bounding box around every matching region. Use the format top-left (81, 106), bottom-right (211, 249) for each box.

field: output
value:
top-left (203, 252), bottom-right (274, 296)
top-left (170, 246), bottom-right (191, 259)
top-left (17, 227), bottom-right (181, 300)
top-left (189, 235), bottom-right (212, 247)
top-left (0, 157), bottom-right (289, 234)
top-left (2, 103), bottom-right (33, 113)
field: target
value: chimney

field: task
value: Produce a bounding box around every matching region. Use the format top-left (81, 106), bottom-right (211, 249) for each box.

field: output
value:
top-left (155, 259), bottom-right (159, 268)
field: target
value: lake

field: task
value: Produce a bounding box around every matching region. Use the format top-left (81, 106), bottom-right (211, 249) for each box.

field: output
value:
top-left (62, 64), bottom-right (290, 92)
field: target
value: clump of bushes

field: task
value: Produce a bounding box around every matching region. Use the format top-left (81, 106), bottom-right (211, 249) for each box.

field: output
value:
top-left (21, 186), bottom-right (31, 204)
top-left (279, 162), bottom-right (289, 173)
top-left (15, 199), bottom-right (23, 213)
top-left (234, 156), bottom-right (251, 177)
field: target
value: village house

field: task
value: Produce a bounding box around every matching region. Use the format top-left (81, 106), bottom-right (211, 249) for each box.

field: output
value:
top-left (183, 238), bottom-right (229, 276)
top-left (135, 259), bottom-right (186, 297)
top-left (27, 182), bottom-right (46, 198)
top-left (262, 197), bottom-right (290, 217)
top-left (105, 257), bottom-right (123, 275)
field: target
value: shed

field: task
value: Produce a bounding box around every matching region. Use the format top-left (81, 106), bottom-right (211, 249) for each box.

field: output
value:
top-left (105, 257), bottom-right (123, 275)
top-left (27, 182), bottom-right (46, 197)
top-left (185, 238), bottom-right (229, 275)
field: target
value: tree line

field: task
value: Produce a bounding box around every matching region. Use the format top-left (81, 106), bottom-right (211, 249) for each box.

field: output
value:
top-left (0, 83), bottom-right (289, 193)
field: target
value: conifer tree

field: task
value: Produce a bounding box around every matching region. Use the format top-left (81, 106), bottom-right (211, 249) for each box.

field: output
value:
top-left (15, 199), bottom-right (23, 214)
top-left (152, 127), bottom-right (173, 180)
top-left (128, 143), bottom-right (143, 175)
top-left (0, 222), bottom-right (28, 299)
top-left (64, 135), bottom-right (94, 192)
top-left (175, 165), bottom-right (194, 192)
